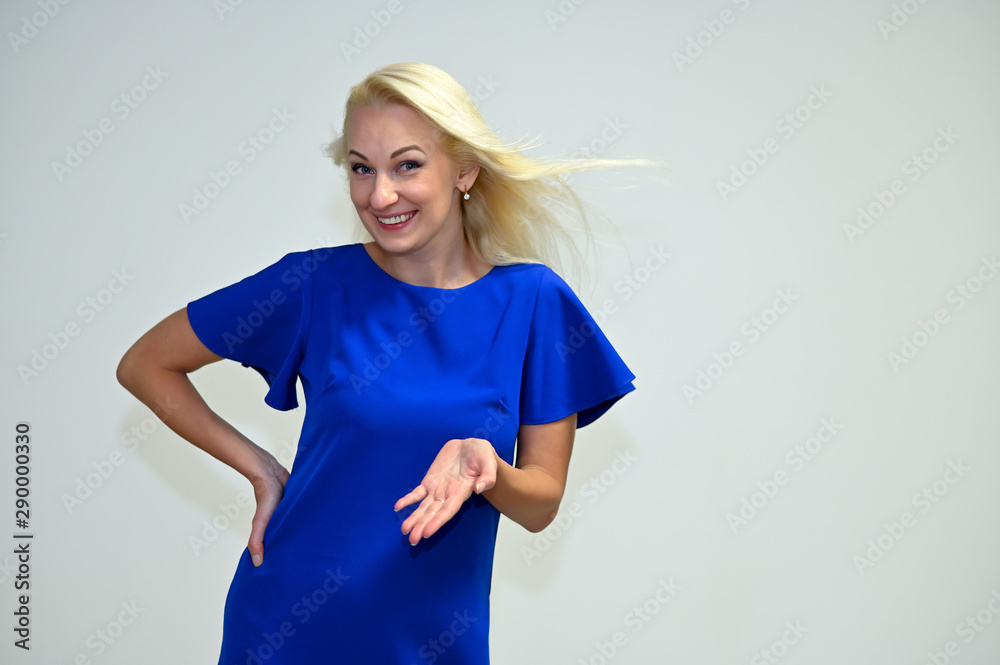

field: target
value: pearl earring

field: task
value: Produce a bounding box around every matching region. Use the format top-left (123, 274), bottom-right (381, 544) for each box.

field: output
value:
top-left (463, 189), bottom-right (470, 200)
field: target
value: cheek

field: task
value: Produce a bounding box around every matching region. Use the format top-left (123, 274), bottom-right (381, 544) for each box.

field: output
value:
top-left (407, 180), bottom-right (446, 210)
top-left (348, 180), bottom-right (368, 208)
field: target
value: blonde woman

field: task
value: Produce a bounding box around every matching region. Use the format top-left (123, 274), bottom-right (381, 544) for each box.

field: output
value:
top-left (117, 62), bottom-right (637, 663)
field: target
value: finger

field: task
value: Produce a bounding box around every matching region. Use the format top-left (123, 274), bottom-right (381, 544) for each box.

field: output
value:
top-left (475, 473), bottom-right (496, 494)
top-left (248, 534), bottom-right (264, 567)
top-left (400, 493), bottom-right (431, 534)
top-left (401, 493), bottom-right (442, 537)
top-left (412, 498), bottom-right (458, 543)
top-left (476, 451), bottom-right (499, 494)
top-left (248, 488), bottom-right (284, 567)
top-left (248, 511), bottom-right (269, 567)
top-left (394, 485), bottom-right (428, 512)
top-left (408, 495), bottom-right (455, 544)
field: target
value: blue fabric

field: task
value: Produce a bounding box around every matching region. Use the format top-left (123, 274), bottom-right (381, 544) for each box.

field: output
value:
top-left (185, 243), bottom-right (636, 664)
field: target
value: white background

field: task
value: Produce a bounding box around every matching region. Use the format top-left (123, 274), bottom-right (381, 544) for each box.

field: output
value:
top-left (2, 0), bottom-right (999, 663)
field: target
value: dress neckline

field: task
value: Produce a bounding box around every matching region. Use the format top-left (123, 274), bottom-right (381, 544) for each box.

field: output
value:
top-left (355, 243), bottom-right (498, 291)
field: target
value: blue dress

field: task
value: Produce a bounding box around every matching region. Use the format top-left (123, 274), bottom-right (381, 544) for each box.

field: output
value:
top-left (186, 243), bottom-right (636, 664)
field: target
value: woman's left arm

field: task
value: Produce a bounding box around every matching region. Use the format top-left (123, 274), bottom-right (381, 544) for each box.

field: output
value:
top-left (481, 413), bottom-right (576, 533)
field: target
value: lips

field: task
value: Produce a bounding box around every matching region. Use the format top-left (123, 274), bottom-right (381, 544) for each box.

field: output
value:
top-left (375, 210), bottom-right (416, 230)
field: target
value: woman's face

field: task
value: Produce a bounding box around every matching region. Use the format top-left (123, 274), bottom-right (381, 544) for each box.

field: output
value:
top-left (345, 104), bottom-right (477, 259)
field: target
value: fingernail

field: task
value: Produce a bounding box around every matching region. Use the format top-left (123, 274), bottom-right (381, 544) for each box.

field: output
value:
top-left (476, 482), bottom-right (485, 493)
top-left (252, 554), bottom-right (262, 567)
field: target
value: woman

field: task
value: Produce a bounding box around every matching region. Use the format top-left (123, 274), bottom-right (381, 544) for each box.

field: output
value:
top-left (117, 62), bottom-right (637, 663)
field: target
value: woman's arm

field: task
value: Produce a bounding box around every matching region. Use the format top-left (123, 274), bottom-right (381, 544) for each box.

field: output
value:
top-left (482, 413), bottom-right (576, 533)
top-left (116, 307), bottom-right (288, 566)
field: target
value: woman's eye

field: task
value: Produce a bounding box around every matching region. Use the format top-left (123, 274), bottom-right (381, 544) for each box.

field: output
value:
top-left (350, 162), bottom-right (419, 174)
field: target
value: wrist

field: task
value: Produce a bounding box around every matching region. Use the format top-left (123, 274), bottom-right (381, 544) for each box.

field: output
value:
top-left (240, 443), bottom-right (281, 486)
top-left (479, 447), bottom-right (508, 498)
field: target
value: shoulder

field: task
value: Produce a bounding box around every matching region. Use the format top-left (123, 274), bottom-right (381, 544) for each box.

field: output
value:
top-left (265, 244), bottom-right (360, 282)
top-left (487, 262), bottom-right (586, 322)
top-left (492, 260), bottom-right (570, 294)
top-left (240, 243), bottom-right (356, 274)
top-left (284, 243), bottom-right (358, 268)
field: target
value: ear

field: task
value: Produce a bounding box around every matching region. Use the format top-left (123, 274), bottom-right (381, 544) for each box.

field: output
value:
top-left (457, 164), bottom-right (480, 192)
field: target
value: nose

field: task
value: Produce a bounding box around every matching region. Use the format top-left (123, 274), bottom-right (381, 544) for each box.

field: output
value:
top-left (370, 173), bottom-right (398, 210)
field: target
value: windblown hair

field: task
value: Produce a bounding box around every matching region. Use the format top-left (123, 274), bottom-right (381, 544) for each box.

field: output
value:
top-left (324, 62), bottom-right (655, 278)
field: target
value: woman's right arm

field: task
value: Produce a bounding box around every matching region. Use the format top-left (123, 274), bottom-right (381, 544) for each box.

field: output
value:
top-left (115, 307), bottom-right (288, 567)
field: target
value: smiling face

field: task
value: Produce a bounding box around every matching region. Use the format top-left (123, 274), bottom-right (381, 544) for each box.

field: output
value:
top-left (346, 104), bottom-right (477, 260)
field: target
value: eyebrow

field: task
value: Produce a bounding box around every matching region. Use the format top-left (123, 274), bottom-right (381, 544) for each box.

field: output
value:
top-left (347, 145), bottom-right (426, 161)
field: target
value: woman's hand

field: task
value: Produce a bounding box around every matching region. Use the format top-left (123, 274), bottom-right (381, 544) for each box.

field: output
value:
top-left (247, 450), bottom-right (290, 567)
top-left (395, 438), bottom-right (498, 546)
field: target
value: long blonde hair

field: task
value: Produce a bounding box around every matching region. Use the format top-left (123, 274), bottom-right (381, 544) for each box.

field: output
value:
top-left (324, 62), bottom-right (657, 279)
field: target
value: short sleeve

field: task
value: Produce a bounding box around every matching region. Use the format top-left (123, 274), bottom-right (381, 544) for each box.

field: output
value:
top-left (520, 268), bottom-right (636, 428)
top-left (186, 251), bottom-right (312, 411)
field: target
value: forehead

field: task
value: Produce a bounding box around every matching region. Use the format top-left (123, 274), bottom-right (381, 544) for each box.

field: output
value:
top-left (346, 104), bottom-right (440, 156)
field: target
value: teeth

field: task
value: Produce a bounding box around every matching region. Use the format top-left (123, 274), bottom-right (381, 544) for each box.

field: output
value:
top-left (377, 212), bottom-right (414, 225)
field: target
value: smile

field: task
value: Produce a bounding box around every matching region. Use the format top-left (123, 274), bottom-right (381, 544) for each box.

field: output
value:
top-left (376, 212), bottom-right (416, 225)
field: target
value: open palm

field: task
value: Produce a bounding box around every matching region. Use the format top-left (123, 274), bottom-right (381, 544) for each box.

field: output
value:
top-left (395, 437), bottom-right (497, 545)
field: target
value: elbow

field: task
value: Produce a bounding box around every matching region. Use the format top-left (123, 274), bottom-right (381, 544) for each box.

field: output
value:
top-left (116, 347), bottom-right (142, 392)
top-left (522, 507), bottom-right (560, 534)
top-left (115, 352), bottom-right (129, 388)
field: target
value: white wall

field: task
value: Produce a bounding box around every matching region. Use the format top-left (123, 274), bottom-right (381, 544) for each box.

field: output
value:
top-left (2, 0), bottom-right (998, 663)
